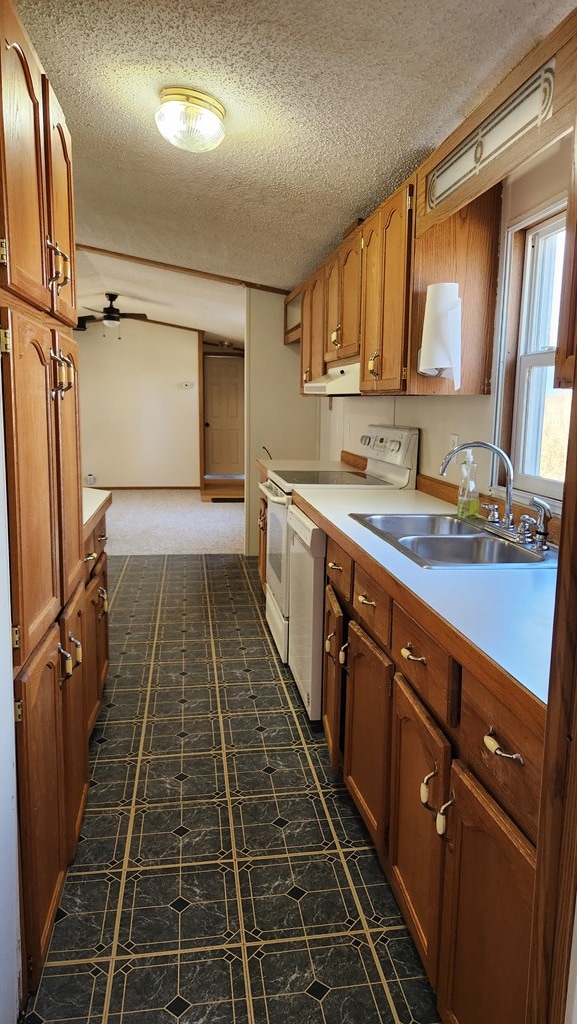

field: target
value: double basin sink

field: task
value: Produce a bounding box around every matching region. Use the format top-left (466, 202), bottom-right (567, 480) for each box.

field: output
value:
top-left (349, 513), bottom-right (558, 569)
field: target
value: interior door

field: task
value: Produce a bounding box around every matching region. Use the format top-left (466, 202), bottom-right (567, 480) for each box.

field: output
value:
top-left (203, 354), bottom-right (244, 476)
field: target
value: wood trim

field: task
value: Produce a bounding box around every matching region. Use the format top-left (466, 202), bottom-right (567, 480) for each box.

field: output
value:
top-left (528, 344), bottom-right (577, 1023)
top-left (340, 450), bottom-right (368, 470)
top-left (75, 243), bottom-right (288, 294)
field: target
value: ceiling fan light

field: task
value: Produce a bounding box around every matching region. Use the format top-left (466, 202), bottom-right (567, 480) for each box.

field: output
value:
top-left (155, 88), bottom-right (225, 153)
top-left (102, 313), bottom-right (120, 326)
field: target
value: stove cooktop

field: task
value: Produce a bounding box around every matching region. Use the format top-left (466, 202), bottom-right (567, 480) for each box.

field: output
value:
top-left (275, 469), bottom-right (387, 486)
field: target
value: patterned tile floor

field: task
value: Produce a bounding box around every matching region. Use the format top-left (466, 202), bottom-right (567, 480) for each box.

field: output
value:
top-left (24, 554), bottom-right (440, 1024)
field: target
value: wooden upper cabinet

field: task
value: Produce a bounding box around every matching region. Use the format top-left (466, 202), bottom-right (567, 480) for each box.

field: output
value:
top-left (325, 228), bottom-right (362, 362)
top-left (360, 181), bottom-right (414, 393)
top-left (300, 267), bottom-right (325, 392)
top-left (2, 306), bottom-right (61, 670)
top-left (0, 0), bottom-right (49, 312)
top-left (43, 79), bottom-right (76, 326)
top-left (407, 184), bottom-right (502, 395)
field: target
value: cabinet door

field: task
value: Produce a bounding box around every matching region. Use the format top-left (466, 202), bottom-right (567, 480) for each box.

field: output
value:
top-left (14, 624), bottom-right (66, 990)
top-left (343, 620), bottom-right (393, 860)
top-left (43, 79), bottom-right (76, 326)
top-left (59, 583), bottom-right (88, 864)
top-left (389, 674), bottom-right (451, 987)
top-left (325, 232), bottom-right (362, 362)
top-left (360, 209), bottom-right (383, 389)
top-left (2, 306), bottom-right (60, 669)
top-left (0, 0), bottom-right (49, 311)
top-left (84, 555), bottom-right (109, 734)
top-left (322, 584), bottom-right (345, 775)
top-left (437, 760), bottom-right (535, 1024)
top-left (54, 333), bottom-right (83, 602)
top-left (95, 553), bottom-right (109, 703)
top-left (300, 269), bottom-right (325, 391)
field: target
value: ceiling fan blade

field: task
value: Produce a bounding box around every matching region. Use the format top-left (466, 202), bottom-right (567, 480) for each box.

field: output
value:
top-left (119, 313), bottom-right (148, 321)
top-left (75, 314), bottom-right (100, 330)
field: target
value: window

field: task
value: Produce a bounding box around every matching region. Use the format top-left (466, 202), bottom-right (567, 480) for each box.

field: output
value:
top-left (499, 208), bottom-right (571, 504)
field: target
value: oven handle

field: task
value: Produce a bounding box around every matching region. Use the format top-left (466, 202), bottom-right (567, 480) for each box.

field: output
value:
top-left (259, 481), bottom-right (290, 505)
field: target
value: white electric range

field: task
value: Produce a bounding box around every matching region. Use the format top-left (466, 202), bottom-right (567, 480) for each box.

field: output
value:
top-left (259, 425), bottom-right (419, 676)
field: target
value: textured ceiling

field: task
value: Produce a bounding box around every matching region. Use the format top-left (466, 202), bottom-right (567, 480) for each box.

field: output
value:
top-left (14, 0), bottom-right (577, 339)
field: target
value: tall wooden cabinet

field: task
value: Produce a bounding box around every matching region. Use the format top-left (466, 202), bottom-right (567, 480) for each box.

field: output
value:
top-left (0, 0), bottom-right (87, 999)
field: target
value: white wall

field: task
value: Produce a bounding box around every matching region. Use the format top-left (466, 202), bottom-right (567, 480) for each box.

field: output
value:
top-left (0, 382), bottom-right (21, 1022)
top-left (320, 393), bottom-right (493, 490)
top-left (245, 288), bottom-right (319, 554)
top-left (78, 320), bottom-right (200, 487)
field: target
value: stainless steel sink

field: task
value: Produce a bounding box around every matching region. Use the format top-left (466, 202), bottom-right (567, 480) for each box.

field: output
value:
top-left (349, 513), bottom-right (480, 538)
top-left (348, 512), bottom-right (558, 568)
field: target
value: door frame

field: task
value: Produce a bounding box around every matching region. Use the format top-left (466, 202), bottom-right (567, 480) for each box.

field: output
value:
top-left (198, 337), bottom-right (245, 500)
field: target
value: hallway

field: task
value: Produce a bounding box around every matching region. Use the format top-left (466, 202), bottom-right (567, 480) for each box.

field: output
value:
top-left (24, 554), bottom-right (439, 1024)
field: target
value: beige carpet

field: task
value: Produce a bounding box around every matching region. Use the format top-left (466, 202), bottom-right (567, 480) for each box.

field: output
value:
top-left (105, 489), bottom-right (245, 555)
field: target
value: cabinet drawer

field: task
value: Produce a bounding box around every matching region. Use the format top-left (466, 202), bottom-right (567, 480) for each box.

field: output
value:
top-left (326, 538), bottom-right (353, 602)
top-left (459, 668), bottom-right (545, 843)
top-left (391, 603), bottom-right (459, 726)
top-left (352, 565), bottom-right (391, 647)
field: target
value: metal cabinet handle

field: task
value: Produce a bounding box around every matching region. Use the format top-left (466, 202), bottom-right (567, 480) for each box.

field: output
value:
top-left (401, 643), bottom-right (427, 665)
top-left (331, 324), bottom-right (342, 348)
top-left (420, 765), bottom-right (437, 807)
top-left (357, 593), bottom-right (376, 607)
top-left (58, 642), bottom-right (73, 679)
top-left (69, 633), bottom-right (83, 666)
top-left (483, 730), bottom-right (524, 765)
top-left (303, 367), bottom-right (310, 384)
top-left (338, 642), bottom-right (349, 666)
top-left (325, 631), bottom-right (335, 653)
top-left (97, 534), bottom-right (108, 542)
top-left (84, 551), bottom-right (97, 563)
top-left (368, 350), bottom-right (380, 379)
top-left (327, 561), bottom-right (342, 572)
top-left (98, 587), bottom-right (109, 613)
top-left (436, 797), bottom-right (454, 836)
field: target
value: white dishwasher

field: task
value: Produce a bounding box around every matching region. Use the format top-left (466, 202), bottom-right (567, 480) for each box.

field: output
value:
top-left (287, 504), bottom-right (326, 720)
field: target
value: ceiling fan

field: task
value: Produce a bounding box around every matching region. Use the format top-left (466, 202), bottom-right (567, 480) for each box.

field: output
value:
top-left (75, 293), bottom-right (149, 331)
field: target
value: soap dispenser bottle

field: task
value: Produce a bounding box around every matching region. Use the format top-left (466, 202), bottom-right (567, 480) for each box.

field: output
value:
top-left (457, 449), bottom-right (479, 519)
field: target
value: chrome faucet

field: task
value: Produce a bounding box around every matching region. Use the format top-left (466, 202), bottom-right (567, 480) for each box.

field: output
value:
top-left (439, 440), bottom-right (515, 529)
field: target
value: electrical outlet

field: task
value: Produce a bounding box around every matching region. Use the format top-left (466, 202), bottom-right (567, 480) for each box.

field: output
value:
top-left (449, 433), bottom-right (459, 450)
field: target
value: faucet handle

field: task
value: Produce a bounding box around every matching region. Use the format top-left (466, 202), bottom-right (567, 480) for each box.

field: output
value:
top-left (529, 496), bottom-right (552, 530)
top-left (517, 514), bottom-right (537, 545)
top-left (481, 502), bottom-right (500, 523)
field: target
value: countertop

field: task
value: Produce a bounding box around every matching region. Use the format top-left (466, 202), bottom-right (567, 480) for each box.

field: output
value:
top-left (82, 486), bottom-right (112, 530)
top-left (290, 485), bottom-right (555, 705)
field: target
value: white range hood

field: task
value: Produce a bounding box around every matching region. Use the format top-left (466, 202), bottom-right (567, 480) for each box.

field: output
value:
top-left (303, 362), bottom-right (361, 395)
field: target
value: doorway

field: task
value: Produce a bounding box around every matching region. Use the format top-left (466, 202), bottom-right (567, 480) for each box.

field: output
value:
top-left (200, 352), bottom-right (245, 501)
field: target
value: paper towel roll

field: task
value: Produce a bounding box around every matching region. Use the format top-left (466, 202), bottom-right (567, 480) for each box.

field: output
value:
top-left (417, 282), bottom-right (461, 390)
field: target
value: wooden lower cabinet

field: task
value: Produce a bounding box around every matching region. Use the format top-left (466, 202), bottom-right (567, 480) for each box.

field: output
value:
top-left (59, 582), bottom-right (88, 864)
top-left (322, 584), bottom-right (345, 774)
top-left (343, 620), bottom-right (393, 860)
top-left (258, 495), bottom-right (267, 590)
top-left (437, 761), bottom-right (535, 1024)
top-left (389, 673), bottom-right (451, 987)
top-left (14, 624), bottom-right (66, 990)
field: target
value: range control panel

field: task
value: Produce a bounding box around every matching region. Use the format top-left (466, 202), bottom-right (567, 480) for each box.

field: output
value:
top-left (361, 425), bottom-right (419, 488)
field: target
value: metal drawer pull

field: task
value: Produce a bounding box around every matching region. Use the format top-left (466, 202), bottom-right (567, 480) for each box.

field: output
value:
top-left (325, 631), bottom-right (335, 653)
top-left (401, 643), bottom-right (427, 665)
top-left (58, 642), bottom-right (73, 678)
top-left (69, 633), bottom-right (83, 665)
top-left (357, 593), bottom-right (376, 607)
top-left (84, 551), bottom-right (97, 562)
top-left (97, 534), bottom-right (108, 542)
top-left (420, 766), bottom-right (437, 806)
top-left (328, 561), bottom-right (342, 572)
top-left (436, 797), bottom-right (454, 836)
top-left (339, 642), bottom-right (349, 665)
top-left (483, 730), bottom-right (524, 765)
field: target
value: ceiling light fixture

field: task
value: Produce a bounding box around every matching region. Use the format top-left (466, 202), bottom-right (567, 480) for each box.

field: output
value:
top-left (155, 87), bottom-right (226, 153)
